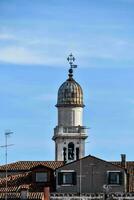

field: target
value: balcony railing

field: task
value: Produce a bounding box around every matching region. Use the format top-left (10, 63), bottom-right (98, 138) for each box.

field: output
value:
top-left (54, 126), bottom-right (87, 135)
top-left (50, 193), bottom-right (134, 200)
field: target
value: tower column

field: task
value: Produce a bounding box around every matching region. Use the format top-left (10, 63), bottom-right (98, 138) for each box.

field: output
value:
top-left (52, 54), bottom-right (88, 163)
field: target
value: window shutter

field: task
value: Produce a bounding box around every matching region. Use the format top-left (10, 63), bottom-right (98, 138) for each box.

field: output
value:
top-left (107, 172), bottom-right (111, 184)
top-left (119, 172), bottom-right (123, 185)
top-left (58, 172), bottom-right (63, 185)
top-left (72, 172), bottom-right (77, 185)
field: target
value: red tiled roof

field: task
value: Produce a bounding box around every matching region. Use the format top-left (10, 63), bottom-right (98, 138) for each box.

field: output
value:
top-left (0, 161), bottom-right (64, 171)
top-left (0, 192), bottom-right (43, 199)
top-left (0, 186), bottom-right (18, 193)
top-left (0, 172), bottom-right (30, 186)
top-left (0, 161), bottom-right (61, 195)
top-left (0, 184), bottom-right (31, 193)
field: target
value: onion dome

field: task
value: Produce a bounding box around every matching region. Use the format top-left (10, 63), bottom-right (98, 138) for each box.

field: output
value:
top-left (56, 68), bottom-right (84, 107)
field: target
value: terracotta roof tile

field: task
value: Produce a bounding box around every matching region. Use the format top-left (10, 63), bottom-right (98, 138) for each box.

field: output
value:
top-left (0, 161), bottom-right (63, 195)
top-left (0, 171), bottom-right (30, 187)
top-left (0, 193), bottom-right (19, 199)
top-left (28, 192), bottom-right (43, 199)
top-left (0, 192), bottom-right (43, 199)
top-left (0, 161), bottom-right (63, 171)
top-left (0, 186), bottom-right (18, 192)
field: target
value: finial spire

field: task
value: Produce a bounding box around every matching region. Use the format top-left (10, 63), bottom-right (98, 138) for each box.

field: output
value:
top-left (67, 53), bottom-right (77, 79)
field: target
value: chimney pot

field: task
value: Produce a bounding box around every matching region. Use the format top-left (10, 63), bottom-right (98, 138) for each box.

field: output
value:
top-left (121, 154), bottom-right (126, 168)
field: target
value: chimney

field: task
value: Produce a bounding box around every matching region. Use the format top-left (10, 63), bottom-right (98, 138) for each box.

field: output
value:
top-left (121, 154), bottom-right (126, 169)
top-left (43, 187), bottom-right (50, 200)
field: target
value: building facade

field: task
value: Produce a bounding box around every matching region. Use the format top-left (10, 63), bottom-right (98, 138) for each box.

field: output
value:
top-left (56, 155), bottom-right (127, 194)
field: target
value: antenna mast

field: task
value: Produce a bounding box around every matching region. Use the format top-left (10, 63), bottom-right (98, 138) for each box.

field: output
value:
top-left (0, 130), bottom-right (14, 200)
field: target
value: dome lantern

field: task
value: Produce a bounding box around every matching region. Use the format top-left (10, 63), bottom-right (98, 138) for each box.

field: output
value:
top-left (56, 54), bottom-right (84, 107)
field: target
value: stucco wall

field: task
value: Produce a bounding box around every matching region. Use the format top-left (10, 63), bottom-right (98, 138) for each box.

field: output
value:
top-left (56, 155), bottom-right (126, 193)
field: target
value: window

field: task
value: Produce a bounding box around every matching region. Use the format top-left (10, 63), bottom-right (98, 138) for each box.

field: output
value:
top-left (68, 142), bottom-right (74, 160)
top-left (63, 173), bottom-right (73, 184)
top-left (36, 172), bottom-right (48, 182)
top-left (107, 171), bottom-right (122, 185)
top-left (58, 171), bottom-right (76, 185)
top-left (63, 147), bottom-right (67, 163)
top-left (76, 147), bottom-right (79, 160)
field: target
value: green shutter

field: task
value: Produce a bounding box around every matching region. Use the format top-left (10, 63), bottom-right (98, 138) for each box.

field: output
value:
top-left (108, 172), bottom-right (111, 184)
top-left (72, 172), bottom-right (77, 185)
top-left (119, 172), bottom-right (123, 185)
top-left (58, 172), bottom-right (63, 185)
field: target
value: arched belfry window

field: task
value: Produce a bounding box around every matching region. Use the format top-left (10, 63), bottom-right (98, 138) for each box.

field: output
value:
top-left (63, 147), bottom-right (67, 163)
top-left (76, 147), bottom-right (79, 160)
top-left (68, 142), bottom-right (74, 160)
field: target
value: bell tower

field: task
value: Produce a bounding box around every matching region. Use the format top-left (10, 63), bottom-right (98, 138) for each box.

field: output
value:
top-left (52, 54), bottom-right (88, 163)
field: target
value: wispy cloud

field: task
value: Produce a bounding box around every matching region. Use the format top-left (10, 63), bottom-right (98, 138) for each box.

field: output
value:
top-left (0, 46), bottom-right (41, 65)
top-left (0, 29), bottom-right (134, 67)
top-left (0, 46), bottom-right (64, 65)
top-left (77, 37), bottom-right (134, 60)
top-left (35, 94), bottom-right (56, 101)
top-left (0, 33), bottom-right (15, 40)
top-left (126, 98), bottom-right (134, 105)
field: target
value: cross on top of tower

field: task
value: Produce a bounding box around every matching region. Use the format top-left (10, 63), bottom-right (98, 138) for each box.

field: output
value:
top-left (67, 53), bottom-right (77, 78)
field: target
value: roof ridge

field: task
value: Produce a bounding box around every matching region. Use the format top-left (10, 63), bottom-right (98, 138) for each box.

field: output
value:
top-left (56, 154), bottom-right (125, 170)
top-left (0, 160), bottom-right (64, 171)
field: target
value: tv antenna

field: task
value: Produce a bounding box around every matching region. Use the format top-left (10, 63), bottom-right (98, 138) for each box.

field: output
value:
top-left (0, 130), bottom-right (14, 200)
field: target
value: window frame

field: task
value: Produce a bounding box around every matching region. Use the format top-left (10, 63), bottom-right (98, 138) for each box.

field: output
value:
top-left (58, 171), bottom-right (77, 186)
top-left (107, 171), bottom-right (123, 186)
top-left (35, 172), bottom-right (48, 183)
top-left (63, 172), bottom-right (73, 185)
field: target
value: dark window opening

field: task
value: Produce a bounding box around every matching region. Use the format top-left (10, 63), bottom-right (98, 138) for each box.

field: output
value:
top-left (68, 142), bottom-right (74, 160)
top-left (58, 172), bottom-right (77, 185)
top-left (76, 147), bottom-right (79, 160)
top-left (36, 172), bottom-right (48, 182)
top-left (108, 172), bottom-right (123, 185)
top-left (63, 147), bottom-right (67, 163)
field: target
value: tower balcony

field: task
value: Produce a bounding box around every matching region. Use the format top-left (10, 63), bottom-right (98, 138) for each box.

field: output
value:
top-left (52, 125), bottom-right (88, 140)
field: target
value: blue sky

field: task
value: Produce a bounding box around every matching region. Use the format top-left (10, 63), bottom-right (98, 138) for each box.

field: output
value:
top-left (0, 0), bottom-right (134, 164)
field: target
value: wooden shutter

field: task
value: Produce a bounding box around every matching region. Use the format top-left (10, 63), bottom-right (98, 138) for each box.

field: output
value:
top-left (58, 172), bottom-right (63, 185)
top-left (119, 172), bottom-right (123, 185)
top-left (108, 172), bottom-right (111, 184)
top-left (72, 172), bottom-right (77, 185)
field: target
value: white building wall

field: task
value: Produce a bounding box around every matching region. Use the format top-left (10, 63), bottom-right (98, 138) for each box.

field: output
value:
top-left (55, 138), bottom-right (85, 161)
top-left (58, 107), bottom-right (83, 126)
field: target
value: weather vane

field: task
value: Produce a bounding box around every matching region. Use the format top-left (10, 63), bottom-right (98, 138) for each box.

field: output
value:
top-left (67, 53), bottom-right (77, 78)
top-left (67, 53), bottom-right (77, 69)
